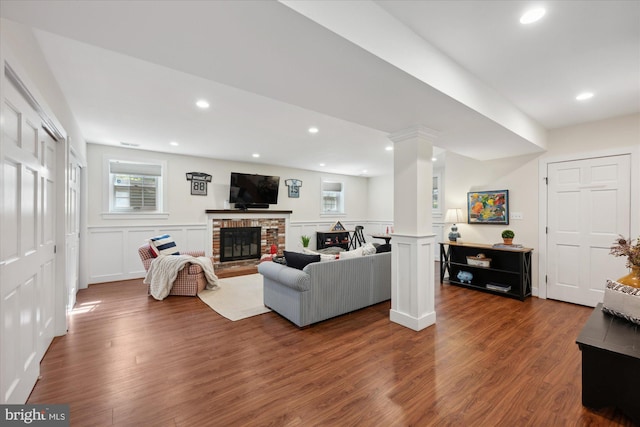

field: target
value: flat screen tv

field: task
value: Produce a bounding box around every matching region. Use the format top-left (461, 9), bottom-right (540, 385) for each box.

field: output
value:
top-left (229, 172), bottom-right (280, 209)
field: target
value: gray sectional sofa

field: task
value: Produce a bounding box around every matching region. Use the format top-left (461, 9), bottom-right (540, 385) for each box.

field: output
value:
top-left (258, 252), bottom-right (391, 327)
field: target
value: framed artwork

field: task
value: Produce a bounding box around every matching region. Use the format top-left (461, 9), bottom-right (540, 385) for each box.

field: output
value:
top-left (467, 190), bottom-right (509, 225)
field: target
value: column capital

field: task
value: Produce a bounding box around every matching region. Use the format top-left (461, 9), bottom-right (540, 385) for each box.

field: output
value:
top-left (388, 125), bottom-right (440, 144)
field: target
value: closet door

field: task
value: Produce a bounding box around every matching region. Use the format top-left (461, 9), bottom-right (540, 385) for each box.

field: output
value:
top-left (1, 71), bottom-right (57, 404)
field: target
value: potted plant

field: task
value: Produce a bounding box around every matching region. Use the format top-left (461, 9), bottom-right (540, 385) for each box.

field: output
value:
top-left (301, 235), bottom-right (311, 248)
top-left (610, 235), bottom-right (640, 287)
top-left (501, 229), bottom-right (515, 245)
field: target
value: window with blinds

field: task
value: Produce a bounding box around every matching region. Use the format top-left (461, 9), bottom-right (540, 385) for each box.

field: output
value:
top-left (109, 161), bottom-right (161, 212)
top-left (321, 180), bottom-right (344, 214)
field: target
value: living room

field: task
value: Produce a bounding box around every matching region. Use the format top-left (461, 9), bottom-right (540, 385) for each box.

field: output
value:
top-left (1, 1), bottom-right (639, 423)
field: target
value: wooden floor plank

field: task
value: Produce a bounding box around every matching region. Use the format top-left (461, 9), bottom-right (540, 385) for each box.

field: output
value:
top-left (28, 273), bottom-right (635, 426)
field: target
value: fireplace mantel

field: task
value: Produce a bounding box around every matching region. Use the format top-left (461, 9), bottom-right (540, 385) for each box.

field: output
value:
top-left (205, 210), bottom-right (292, 215)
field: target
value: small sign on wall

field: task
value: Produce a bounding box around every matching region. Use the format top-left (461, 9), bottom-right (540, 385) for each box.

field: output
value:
top-left (186, 172), bottom-right (212, 196)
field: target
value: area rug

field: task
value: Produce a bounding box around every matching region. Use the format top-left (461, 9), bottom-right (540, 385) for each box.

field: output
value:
top-left (198, 273), bottom-right (271, 321)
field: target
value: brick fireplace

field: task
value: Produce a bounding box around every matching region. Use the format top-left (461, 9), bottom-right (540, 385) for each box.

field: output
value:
top-left (205, 210), bottom-right (291, 277)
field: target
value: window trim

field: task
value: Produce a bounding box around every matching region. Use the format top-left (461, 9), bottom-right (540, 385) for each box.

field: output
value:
top-left (102, 155), bottom-right (169, 220)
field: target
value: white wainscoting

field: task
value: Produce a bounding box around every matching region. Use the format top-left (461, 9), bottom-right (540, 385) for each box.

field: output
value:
top-left (86, 220), bottom-right (442, 285)
top-left (86, 224), bottom-right (207, 284)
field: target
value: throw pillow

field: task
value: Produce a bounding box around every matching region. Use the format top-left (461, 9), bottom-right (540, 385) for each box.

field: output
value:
top-left (148, 234), bottom-right (180, 257)
top-left (361, 242), bottom-right (377, 256)
top-left (376, 244), bottom-right (391, 253)
top-left (602, 279), bottom-right (640, 325)
top-left (283, 251), bottom-right (320, 270)
top-left (340, 247), bottom-right (364, 259)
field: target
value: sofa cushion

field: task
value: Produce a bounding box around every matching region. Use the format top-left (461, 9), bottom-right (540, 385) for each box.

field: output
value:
top-left (302, 248), bottom-right (337, 261)
top-left (149, 234), bottom-right (180, 257)
top-left (283, 251), bottom-right (320, 270)
top-left (340, 247), bottom-right (363, 259)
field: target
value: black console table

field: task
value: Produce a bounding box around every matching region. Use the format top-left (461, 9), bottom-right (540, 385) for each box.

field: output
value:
top-left (439, 241), bottom-right (532, 300)
top-left (576, 303), bottom-right (640, 424)
top-left (317, 231), bottom-right (353, 250)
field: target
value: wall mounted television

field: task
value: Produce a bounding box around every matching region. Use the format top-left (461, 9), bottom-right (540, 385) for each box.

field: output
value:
top-left (229, 172), bottom-right (280, 209)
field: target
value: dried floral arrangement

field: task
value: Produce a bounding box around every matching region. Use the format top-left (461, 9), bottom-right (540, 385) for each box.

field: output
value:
top-left (610, 235), bottom-right (640, 268)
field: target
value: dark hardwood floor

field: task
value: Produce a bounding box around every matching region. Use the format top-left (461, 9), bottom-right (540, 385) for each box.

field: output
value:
top-left (28, 270), bottom-right (635, 426)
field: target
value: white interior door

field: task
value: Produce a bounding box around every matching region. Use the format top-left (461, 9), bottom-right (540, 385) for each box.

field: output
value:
top-left (547, 155), bottom-right (631, 306)
top-left (1, 73), bottom-right (57, 404)
top-left (66, 151), bottom-right (81, 311)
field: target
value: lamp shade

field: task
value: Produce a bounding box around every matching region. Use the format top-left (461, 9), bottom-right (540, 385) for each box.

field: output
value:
top-left (444, 208), bottom-right (464, 224)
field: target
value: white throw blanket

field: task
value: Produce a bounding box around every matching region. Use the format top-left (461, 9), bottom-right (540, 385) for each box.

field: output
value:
top-left (144, 255), bottom-right (220, 300)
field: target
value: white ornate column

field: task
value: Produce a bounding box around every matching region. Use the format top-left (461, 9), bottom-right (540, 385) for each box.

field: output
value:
top-left (389, 126), bottom-right (438, 331)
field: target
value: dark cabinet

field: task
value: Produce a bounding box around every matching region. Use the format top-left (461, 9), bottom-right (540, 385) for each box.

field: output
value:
top-left (439, 242), bottom-right (532, 301)
top-left (317, 231), bottom-right (350, 250)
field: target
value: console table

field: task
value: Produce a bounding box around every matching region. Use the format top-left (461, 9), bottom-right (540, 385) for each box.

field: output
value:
top-left (576, 303), bottom-right (639, 424)
top-left (439, 241), bottom-right (532, 300)
top-left (316, 230), bottom-right (353, 250)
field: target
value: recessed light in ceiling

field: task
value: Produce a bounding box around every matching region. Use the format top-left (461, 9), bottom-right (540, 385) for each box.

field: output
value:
top-left (252, 153), bottom-right (260, 158)
top-left (385, 146), bottom-right (393, 151)
top-left (319, 163), bottom-right (326, 167)
top-left (169, 141), bottom-right (179, 146)
top-left (362, 170), bottom-right (368, 174)
top-left (196, 99), bottom-right (210, 109)
top-left (576, 92), bottom-right (594, 101)
top-left (432, 157), bottom-right (437, 162)
top-left (308, 127), bottom-right (319, 134)
top-left (520, 8), bottom-right (546, 24)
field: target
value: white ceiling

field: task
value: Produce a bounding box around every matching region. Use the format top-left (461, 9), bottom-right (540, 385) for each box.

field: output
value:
top-left (1, 0), bottom-right (638, 176)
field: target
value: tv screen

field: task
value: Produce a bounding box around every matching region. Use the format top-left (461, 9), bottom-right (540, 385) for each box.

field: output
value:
top-left (229, 172), bottom-right (280, 207)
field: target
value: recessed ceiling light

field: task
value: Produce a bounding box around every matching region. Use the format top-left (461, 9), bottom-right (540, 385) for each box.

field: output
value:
top-left (385, 146), bottom-right (393, 151)
top-left (520, 8), bottom-right (546, 24)
top-left (576, 92), bottom-right (594, 101)
top-left (308, 127), bottom-right (319, 134)
top-left (252, 153), bottom-right (260, 158)
top-left (196, 99), bottom-right (210, 109)
top-left (362, 170), bottom-right (368, 174)
top-left (319, 163), bottom-right (326, 167)
top-left (169, 141), bottom-right (179, 146)
top-left (432, 157), bottom-right (437, 162)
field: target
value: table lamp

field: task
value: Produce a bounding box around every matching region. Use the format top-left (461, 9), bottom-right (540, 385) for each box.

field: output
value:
top-left (444, 208), bottom-right (464, 242)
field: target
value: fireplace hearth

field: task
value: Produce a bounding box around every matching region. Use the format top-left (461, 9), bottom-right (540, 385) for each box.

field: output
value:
top-left (220, 227), bottom-right (261, 262)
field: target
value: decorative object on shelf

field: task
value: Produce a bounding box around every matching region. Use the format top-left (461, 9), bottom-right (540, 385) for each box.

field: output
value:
top-left (285, 179), bottom-right (302, 198)
top-left (444, 208), bottom-right (464, 242)
top-left (467, 190), bottom-right (509, 224)
top-left (185, 172), bottom-right (212, 196)
top-left (467, 253), bottom-right (491, 267)
top-left (457, 270), bottom-right (473, 283)
top-left (300, 235), bottom-right (311, 248)
top-left (610, 235), bottom-right (640, 288)
top-left (501, 229), bottom-right (515, 245)
top-left (270, 244), bottom-right (278, 255)
top-left (330, 221), bottom-right (345, 231)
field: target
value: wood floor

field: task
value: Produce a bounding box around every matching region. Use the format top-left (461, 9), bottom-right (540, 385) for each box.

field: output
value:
top-left (28, 272), bottom-right (635, 426)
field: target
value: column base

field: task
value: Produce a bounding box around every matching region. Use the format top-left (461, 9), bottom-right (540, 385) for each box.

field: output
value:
top-left (390, 309), bottom-right (436, 331)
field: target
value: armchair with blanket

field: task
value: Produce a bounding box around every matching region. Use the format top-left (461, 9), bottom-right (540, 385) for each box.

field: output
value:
top-left (138, 243), bottom-right (218, 298)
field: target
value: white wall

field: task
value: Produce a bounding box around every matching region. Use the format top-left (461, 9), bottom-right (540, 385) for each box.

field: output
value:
top-left (87, 143), bottom-right (371, 226)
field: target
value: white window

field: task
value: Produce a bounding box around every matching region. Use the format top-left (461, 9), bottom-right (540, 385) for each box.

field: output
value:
top-left (321, 179), bottom-right (345, 215)
top-left (105, 160), bottom-right (166, 218)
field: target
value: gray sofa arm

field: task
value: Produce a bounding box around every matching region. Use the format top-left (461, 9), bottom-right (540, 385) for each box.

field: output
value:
top-left (258, 261), bottom-right (311, 292)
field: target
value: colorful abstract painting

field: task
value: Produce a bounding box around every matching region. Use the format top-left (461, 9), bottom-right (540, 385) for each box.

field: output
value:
top-left (467, 190), bottom-right (509, 224)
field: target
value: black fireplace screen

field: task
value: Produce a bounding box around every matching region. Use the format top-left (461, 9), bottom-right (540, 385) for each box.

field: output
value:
top-left (220, 227), bottom-right (261, 262)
